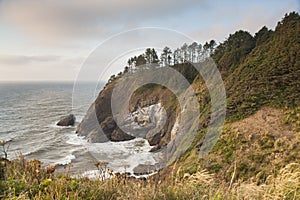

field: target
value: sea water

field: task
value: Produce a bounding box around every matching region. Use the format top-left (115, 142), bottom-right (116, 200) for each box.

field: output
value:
top-left (0, 82), bottom-right (157, 176)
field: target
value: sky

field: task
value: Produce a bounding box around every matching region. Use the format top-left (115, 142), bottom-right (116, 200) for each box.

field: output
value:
top-left (0, 0), bottom-right (298, 82)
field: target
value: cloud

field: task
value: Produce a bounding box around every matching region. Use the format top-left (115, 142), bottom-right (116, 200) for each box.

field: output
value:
top-left (0, 0), bottom-right (297, 81)
top-left (0, 55), bottom-right (61, 65)
top-left (0, 54), bottom-right (81, 81)
top-left (0, 0), bottom-right (202, 43)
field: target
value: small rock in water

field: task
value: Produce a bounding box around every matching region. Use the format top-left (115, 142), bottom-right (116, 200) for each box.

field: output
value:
top-left (133, 163), bottom-right (160, 176)
top-left (57, 114), bottom-right (76, 126)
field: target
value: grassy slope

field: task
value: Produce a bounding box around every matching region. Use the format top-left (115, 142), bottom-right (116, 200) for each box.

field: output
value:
top-left (0, 155), bottom-right (299, 199)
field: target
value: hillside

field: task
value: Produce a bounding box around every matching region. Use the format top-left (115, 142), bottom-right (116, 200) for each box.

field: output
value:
top-left (0, 12), bottom-right (299, 199)
top-left (175, 11), bottom-right (300, 184)
top-left (76, 10), bottom-right (299, 171)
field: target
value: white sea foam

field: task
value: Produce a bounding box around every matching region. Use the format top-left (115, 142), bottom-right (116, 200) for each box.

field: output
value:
top-left (65, 131), bottom-right (160, 177)
top-left (86, 138), bottom-right (159, 176)
top-left (78, 168), bottom-right (158, 179)
top-left (47, 123), bottom-right (75, 129)
top-left (78, 170), bottom-right (114, 180)
top-left (55, 154), bottom-right (76, 165)
top-left (66, 133), bottom-right (87, 145)
top-left (76, 103), bottom-right (166, 177)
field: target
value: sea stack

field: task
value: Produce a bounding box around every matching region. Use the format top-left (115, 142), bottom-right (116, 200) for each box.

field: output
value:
top-left (57, 114), bottom-right (76, 126)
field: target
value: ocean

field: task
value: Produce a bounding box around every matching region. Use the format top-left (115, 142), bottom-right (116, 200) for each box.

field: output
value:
top-left (0, 82), bottom-right (156, 177)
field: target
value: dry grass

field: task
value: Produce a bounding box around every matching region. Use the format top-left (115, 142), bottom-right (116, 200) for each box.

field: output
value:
top-left (0, 155), bottom-right (299, 200)
top-left (233, 163), bottom-right (300, 200)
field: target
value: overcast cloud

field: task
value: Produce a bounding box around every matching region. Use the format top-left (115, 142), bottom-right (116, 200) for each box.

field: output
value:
top-left (0, 0), bottom-right (203, 42)
top-left (0, 0), bottom-right (298, 81)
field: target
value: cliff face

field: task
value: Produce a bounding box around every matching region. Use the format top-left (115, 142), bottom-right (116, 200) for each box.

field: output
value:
top-left (76, 81), bottom-right (135, 143)
top-left (76, 77), bottom-right (179, 150)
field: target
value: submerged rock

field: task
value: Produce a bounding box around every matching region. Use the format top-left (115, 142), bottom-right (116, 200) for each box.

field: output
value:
top-left (57, 114), bottom-right (76, 126)
top-left (133, 163), bottom-right (161, 176)
top-left (111, 128), bottom-right (135, 141)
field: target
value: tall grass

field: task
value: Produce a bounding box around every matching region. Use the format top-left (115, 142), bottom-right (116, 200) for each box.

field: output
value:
top-left (0, 155), bottom-right (299, 200)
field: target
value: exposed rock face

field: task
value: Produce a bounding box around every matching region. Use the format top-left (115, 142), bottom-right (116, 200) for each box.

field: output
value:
top-left (121, 103), bottom-right (168, 144)
top-left (57, 114), bottom-right (76, 126)
top-left (76, 77), bottom-right (179, 147)
top-left (76, 81), bottom-right (134, 142)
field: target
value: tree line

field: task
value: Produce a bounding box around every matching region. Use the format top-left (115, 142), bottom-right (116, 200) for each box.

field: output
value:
top-left (108, 40), bottom-right (217, 82)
